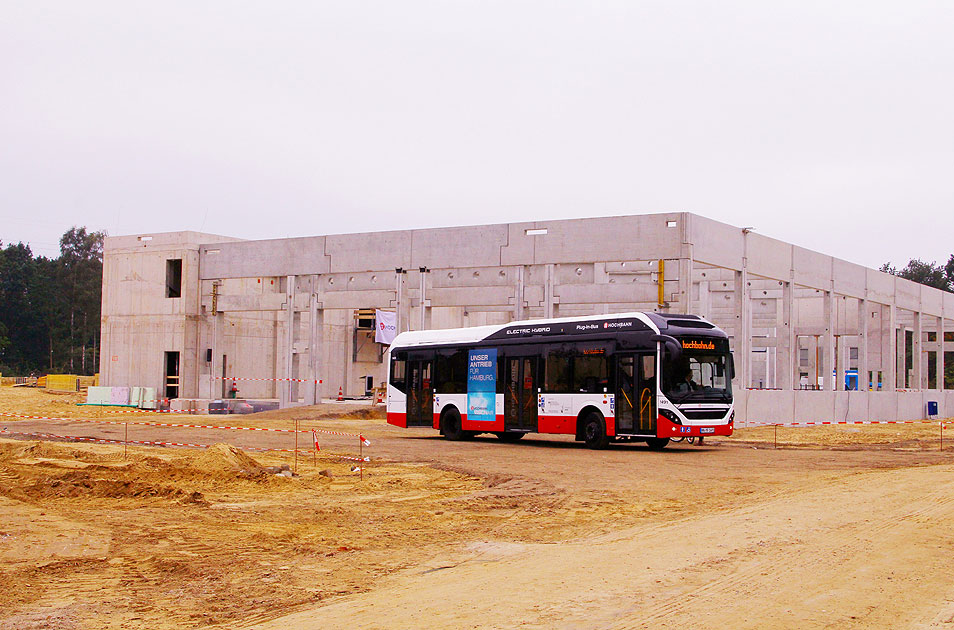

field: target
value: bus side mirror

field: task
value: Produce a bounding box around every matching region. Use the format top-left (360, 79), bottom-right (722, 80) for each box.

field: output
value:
top-left (728, 353), bottom-right (736, 379)
top-left (650, 334), bottom-right (682, 362)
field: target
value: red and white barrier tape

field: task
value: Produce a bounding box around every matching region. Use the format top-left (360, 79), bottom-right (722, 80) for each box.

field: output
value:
top-left (0, 411), bottom-right (371, 440)
top-left (747, 419), bottom-right (951, 428)
top-left (0, 428), bottom-right (370, 461)
top-left (213, 377), bottom-right (324, 384)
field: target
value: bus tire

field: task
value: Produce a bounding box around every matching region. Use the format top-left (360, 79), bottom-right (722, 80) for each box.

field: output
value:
top-left (582, 411), bottom-right (609, 450)
top-left (441, 407), bottom-right (466, 441)
top-left (495, 432), bottom-right (525, 442)
top-left (645, 437), bottom-right (670, 450)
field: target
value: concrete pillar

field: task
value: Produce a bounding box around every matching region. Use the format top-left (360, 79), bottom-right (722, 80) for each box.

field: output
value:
top-left (698, 279), bottom-right (710, 320)
top-left (678, 257), bottom-right (693, 313)
top-left (894, 326), bottom-right (908, 389)
top-left (306, 291), bottom-right (323, 404)
top-left (280, 275), bottom-right (296, 407)
top-left (822, 290), bottom-right (835, 390)
top-left (939, 316), bottom-right (946, 390)
top-left (733, 269), bottom-right (751, 389)
top-left (858, 298), bottom-right (869, 390)
top-left (836, 335), bottom-right (847, 391)
top-left (544, 264), bottom-right (555, 319)
top-left (394, 268), bottom-right (406, 334)
top-left (809, 335), bottom-right (819, 387)
top-left (913, 311), bottom-right (923, 389)
top-left (418, 267), bottom-right (430, 330)
top-left (886, 304), bottom-right (897, 390)
top-left (515, 265), bottom-right (525, 320)
top-left (778, 281), bottom-right (794, 390)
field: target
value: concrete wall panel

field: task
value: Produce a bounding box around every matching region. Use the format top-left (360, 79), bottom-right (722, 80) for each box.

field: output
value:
top-left (893, 277), bottom-right (923, 313)
top-left (530, 214), bottom-right (683, 264)
top-left (409, 225), bottom-right (509, 268)
top-left (200, 238), bottom-right (331, 279)
top-left (865, 269), bottom-right (895, 305)
top-left (690, 215), bottom-right (743, 270)
top-left (746, 233), bottom-right (793, 281)
top-left (831, 259), bottom-right (867, 299)
top-left (792, 247), bottom-right (832, 290)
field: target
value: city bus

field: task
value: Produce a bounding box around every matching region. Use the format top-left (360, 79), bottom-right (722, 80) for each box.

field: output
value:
top-left (386, 312), bottom-right (734, 449)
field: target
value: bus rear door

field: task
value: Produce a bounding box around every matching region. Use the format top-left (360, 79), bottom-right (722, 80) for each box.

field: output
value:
top-left (505, 356), bottom-right (538, 432)
top-left (615, 354), bottom-right (637, 433)
top-left (636, 353), bottom-right (657, 434)
top-left (406, 358), bottom-right (433, 427)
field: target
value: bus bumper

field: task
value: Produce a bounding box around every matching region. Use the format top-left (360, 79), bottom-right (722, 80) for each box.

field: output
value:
top-left (657, 415), bottom-right (733, 438)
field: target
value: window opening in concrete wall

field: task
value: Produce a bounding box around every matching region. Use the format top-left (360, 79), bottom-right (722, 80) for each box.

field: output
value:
top-left (164, 351), bottom-right (180, 399)
top-left (928, 351), bottom-right (937, 389)
top-left (666, 220), bottom-right (677, 228)
top-left (525, 228), bottom-right (547, 236)
top-left (905, 329), bottom-right (913, 389)
top-left (166, 259), bottom-right (182, 298)
top-left (940, 351), bottom-right (954, 389)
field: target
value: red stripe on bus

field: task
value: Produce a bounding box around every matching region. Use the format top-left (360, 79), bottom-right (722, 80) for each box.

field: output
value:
top-left (461, 415), bottom-right (505, 432)
top-left (656, 415), bottom-right (733, 438)
top-left (537, 415), bottom-right (574, 434)
top-left (387, 412), bottom-right (407, 428)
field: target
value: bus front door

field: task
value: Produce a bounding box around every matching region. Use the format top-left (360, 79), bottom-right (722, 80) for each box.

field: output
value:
top-left (615, 355), bottom-right (636, 433)
top-left (406, 359), bottom-right (433, 427)
top-left (505, 357), bottom-right (538, 432)
top-left (636, 353), bottom-right (657, 434)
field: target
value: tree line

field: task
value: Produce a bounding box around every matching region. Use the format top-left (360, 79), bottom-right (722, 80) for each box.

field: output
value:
top-left (0, 227), bottom-right (105, 376)
top-left (880, 255), bottom-right (954, 293)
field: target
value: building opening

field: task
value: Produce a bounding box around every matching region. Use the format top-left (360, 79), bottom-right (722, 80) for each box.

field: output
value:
top-left (166, 259), bottom-right (182, 298)
top-left (165, 351), bottom-right (180, 398)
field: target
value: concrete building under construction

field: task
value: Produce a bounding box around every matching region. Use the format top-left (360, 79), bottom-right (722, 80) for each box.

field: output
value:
top-left (98, 212), bottom-right (954, 424)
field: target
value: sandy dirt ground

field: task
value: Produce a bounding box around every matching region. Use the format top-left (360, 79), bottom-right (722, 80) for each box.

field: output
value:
top-left (2, 386), bottom-right (954, 629)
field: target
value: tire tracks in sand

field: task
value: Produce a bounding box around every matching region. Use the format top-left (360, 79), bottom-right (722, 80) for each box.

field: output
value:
top-left (248, 463), bottom-right (954, 630)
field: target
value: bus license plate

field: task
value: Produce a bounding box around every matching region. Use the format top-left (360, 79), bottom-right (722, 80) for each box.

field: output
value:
top-left (700, 427), bottom-right (715, 434)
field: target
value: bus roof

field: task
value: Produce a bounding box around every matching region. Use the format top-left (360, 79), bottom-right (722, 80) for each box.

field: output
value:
top-left (389, 311), bottom-right (665, 349)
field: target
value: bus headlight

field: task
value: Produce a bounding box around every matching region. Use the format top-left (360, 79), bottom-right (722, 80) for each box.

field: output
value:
top-left (659, 409), bottom-right (681, 424)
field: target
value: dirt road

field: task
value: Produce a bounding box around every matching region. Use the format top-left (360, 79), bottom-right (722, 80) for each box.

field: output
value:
top-left (3, 387), bottom-right (954, 629)
top-left (253, 461), bottom-right (954, 629)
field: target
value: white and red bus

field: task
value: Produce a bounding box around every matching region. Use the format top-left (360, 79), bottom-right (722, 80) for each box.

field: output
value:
top-left (386, 312), bottom-right (734, 449)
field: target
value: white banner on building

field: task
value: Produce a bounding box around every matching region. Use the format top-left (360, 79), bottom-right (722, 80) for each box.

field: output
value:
top-left (374, 309), bottom-right (398, 345)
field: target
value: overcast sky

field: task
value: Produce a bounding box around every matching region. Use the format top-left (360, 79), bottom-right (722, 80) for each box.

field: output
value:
top-left (2, 1), bottom-right (952, 269)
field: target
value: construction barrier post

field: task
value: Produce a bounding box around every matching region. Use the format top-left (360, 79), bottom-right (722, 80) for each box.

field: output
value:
top-left (774, 423), bottom-right (778, 449)
top-left (294, 419), bottom-right (299, 473)
top-left (359, 437), bottom-right (363, 482)
top-left (941, 422), bottom-right (944, 452)
top-left (124, 422), bottom-right (128, 460)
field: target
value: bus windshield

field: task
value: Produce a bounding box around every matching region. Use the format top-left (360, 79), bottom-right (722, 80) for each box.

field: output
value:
top-left (662, 346), bottom-right (733, 403)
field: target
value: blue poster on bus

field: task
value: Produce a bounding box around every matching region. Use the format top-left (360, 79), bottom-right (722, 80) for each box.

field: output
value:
top-left (467, 349), bottom-right (497, 421)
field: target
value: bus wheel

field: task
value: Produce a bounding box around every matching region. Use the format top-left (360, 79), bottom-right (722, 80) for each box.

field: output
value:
top-left (495, 432), bottom-right (525, 442)
top-left (645, 437), bottom-right (670, 450)
top-left (582, 412), bottom-right (609, 450)
top-left (441, 407), bottom-right (466, 441)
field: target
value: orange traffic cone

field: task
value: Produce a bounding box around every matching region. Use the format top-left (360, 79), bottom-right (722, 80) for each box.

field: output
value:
top-left (337, 386), bottom-right (343, 401)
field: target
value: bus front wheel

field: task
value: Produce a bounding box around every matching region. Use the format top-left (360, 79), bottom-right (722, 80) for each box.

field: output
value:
top-left (441, 407), bottom-right (466, 441)
top-left (582, 412), bottom-right (609, 450)
top-left (645, 437), bottom-right (670, 450)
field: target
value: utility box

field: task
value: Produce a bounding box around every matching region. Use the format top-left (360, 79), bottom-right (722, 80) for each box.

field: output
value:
top-left (927, 401), bottom-right (938, 417)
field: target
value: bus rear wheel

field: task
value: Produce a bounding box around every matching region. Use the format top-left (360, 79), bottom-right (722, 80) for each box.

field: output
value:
top-left (645, 437), bottom-right (670, 450)
top-left (441, 407), bottom-right (466, 441)
top-left (582, 412), bottom-right (609, 450)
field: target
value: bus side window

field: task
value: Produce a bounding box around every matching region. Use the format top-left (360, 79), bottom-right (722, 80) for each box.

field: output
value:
top-left (641, 355), bottom-right (655, 380)
top-left (391, 355), bottom-right (407, 393)
top-left (546, 350), bottom-right (571, 393)
top-left (574, 354), bottom-right (608, 393)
